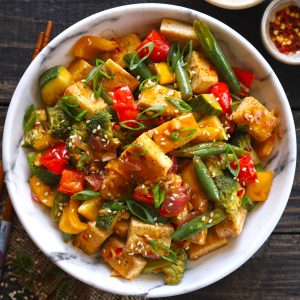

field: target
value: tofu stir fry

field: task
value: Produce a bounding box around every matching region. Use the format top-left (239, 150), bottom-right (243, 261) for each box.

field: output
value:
top-left (23, 19), bottom-right (278, 285)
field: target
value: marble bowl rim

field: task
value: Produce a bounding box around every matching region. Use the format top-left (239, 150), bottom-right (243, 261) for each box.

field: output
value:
top-left (2, 3), bottom-right (297, 298)
top-left (205, 0), bottom-right (263, 10)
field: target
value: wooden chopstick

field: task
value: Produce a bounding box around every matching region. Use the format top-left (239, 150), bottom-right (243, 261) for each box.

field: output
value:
top-left (32, 31), bottom-right (44, 61)
top-left (42, 20), bottom-right (53, 49)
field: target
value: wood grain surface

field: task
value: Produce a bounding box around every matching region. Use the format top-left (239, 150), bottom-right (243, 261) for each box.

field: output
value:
top-left (0, 0), bottom-right (299, 299)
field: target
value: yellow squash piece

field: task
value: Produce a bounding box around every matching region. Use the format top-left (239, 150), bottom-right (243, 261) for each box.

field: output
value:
top-left (78, 197), bottom-right (103, 221)
top-left (33, 134), bottom-right (60, 151)
top-left (29, 176), bottom-right (55, 207)
top-left (152, 113), bottom-right (201, 153)
top-left (68, 58), bottom-right (93, 82)
top-left (246, 171), bottom-right (273, 201)
top-left (154, 62), bottom-right (176, 85)
top-left (59, 199), bottom-right (88, 234)
top-left (253, 133), bottom-right (276, 159)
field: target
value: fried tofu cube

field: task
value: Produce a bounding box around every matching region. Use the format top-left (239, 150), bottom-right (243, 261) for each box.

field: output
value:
top-left (215, 208), bottom-right (247, 238)
top-left (100, 34), bottom-right (142, 68)
top-left (64, 81), bottom-right (107, 114)
top-left (188, 229), bottom-right (227, 260)
top-left (154, 62), bottom-right (176, 85)
top-left (125, 219), bottom-right (174, 258)
top-left (188, 229), bottom-right (208, 245)
top-left (189, 51), bottom-right (218, 94)
top-left (137, 84), bottom-right (181, 118)
top-left (231, 97), bottom-right (278, 142)
top-left (102, 59), bottom-right (139, 92)
top-left (114, 220), bottom-right (130, 238)
top-left (152, 113), bottom-right (201, 153)
top-left (180, 163), bottom-right (209, 213)
top-left (101, 237), bottom-right (147, 280)
top-left (119, 133), bottom-right (173, 183)
top-left (68, 58), bottom-right (93, 82)
top-left (73, 221), bottom-right (112, 255)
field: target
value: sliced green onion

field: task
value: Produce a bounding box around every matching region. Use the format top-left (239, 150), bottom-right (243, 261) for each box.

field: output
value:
top-left (98, 67), bottom-right (114, 80)
top-left (181, 39), bottom-right (193, 67)
top-left (149, 240), bottom-right (177, 263)
top-left (96, 58), bottom-right (106, 66)
top-left (226, 145), bottom-right (240, 178)
top-left (75, 109), bottom-right (88, 122)
top-left (165, 97), bottom-right (192, 112)
top-left (139, 75), bottom-right (160, 91)
top-left (85, 65), bottom-right (102, 85)
top-left (120, 120), bottom-right (146, 131)
top-left (23, 104), bottom-right (37, 131)
top-left (153, 184), bottom-right (165, 208)
top-left (241, 195), bottom-right (255, 212)
top-left (169, 128), bottom-right (197, 141)
top-left (130, 42), bottom-right (155, 70)
top-left (72, 190), bottom-right (101, 201)
top-left (125, 143), bottom-right (148, 156)
top-left (167, 42), bottom-right (181, 71)
top-left (137, 106), bottom-right (166, 120)
top-left (93, 76), bottom-right (103, 99)
top-left (127, 200), bottom-right (154, 224)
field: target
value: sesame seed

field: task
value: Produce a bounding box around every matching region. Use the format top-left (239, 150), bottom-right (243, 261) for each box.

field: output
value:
top-left (161, 142), bottom-right (166, 145)
top-left (208, 219), bottom-right (213, 224)
top-left (35, 181), bottom-right (40, 186)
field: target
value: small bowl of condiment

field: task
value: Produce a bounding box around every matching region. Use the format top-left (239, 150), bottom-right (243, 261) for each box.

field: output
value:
top-left (261, 0), bottom-right (300, 64)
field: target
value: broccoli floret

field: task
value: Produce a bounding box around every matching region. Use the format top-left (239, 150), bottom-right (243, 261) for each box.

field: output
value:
top-left (47, 106), bottom-right (71, 138)
top-left (69, 121), bottom-right (88, 141)
top-left (87, 110), bottom-right (113, 138)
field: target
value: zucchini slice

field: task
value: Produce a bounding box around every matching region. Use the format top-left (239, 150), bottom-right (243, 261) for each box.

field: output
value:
top-left (189, 94), bottom-right (222, 117)
top-left (39, 65), bottom-right (73, 106)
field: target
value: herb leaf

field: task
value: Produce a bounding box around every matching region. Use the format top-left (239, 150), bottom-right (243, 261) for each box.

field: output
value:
top-left (149, 240), bottom-right (177, 263)
top-left (23, 104), bottom-right (37, 131)
top-left (153, 183), bottom-right (165, 208)
top-left (241, 195), bottom-right (255, 212)
top-left (72, 190), bottom-right (100, 201)
top-left (226, 145), bottom-right (240, 178)
top-left (96, 214), bottom-right (117, 231)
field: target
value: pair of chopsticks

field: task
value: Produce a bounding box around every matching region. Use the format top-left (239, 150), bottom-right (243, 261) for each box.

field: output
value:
top-left (0, 20), bottom-right (53, 278)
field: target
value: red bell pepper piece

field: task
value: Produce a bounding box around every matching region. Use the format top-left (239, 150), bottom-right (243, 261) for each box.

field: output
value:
top-left (137, 29), bottom-right (171, 63)
top-left (112, 86), bottom-right (139, 122)
top-left (39, 142), bottom-right (69, 175)
top-left (133, 190), bottom-right (154, 205)
top-left (209, 82), bottom-right (232, 114)
top-left (233, 68), bottom-right (254, 89)
top-left (230, 154), bottom-right (257, 186)
top-left (58, 169), bottom-right (85, 196)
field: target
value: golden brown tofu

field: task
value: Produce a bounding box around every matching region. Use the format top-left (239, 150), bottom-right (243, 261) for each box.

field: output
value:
top-left (64, 81), bottom-right (107, 114)
top-left (119, 133), bottom-right (173, 183)
top-left (189, 51), bottom-right (218, 94)
top-left (101, 237), bottom-right (147, 280)
top-left (160, 19), bottom-right (200, 47)
top-left (73, 221), bottom-right (112, 255)
top-left (126, 219), bottom-right (174, 258)
top-left (102, 59), bottom-right (140, 92)
top-left (180, 163), bottom-right (209, 213)
top-left (170, 203), bottom-right (191, 226)
top-left (100, 34), bottom-right (142, 68)
top-left (215, 208), bottom-right (247, 238)
top-left (231, 97), bottom-right (278, 142)
top-left (68, 58), bottom-right (93, 82)
top-left (137, 84), bottom-right (181, 118)
top-left (188, 229), bottom-right (208, 245)
top-left (188, 229), bottom-right (227, 260)
top-left (152, 113), bottom-right (201, 153)
top-left (114, 220), bottom-right (130, 238)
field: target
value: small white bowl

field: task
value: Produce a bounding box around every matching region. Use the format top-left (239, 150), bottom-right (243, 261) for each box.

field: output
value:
top-left (205, 0), bottom-right (263, 10)
top-left (2, 3), bottom-right (297, 298)
top-left (261, 0), bottom-right (300, 65)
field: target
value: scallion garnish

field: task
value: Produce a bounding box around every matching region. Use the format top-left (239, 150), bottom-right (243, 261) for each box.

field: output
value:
top-left (137, 106), bottom-right (166, 120)
top-left (153, 183), bottom-right (165, 208)
top-left (130, 42), bottom-right (155, 70)
top-left (93, 76), bottom-right (103, 99)
top-left (226, 145), bottom-right (240, 178)
top-left (169, 128), bottom-right (196, 141)
top-left (165, 97), bottom-right (192, 112)
top-left (57, 96), bottom-right (88, 122)
top-left (149, 240), bottom-right (177, 263)
top-left (23, 104), bottom-right (37, 132)
top-left (72, 190), bottom-right (101, 201)
top-left (119, 120), bottom-right (146, 131)
top-left (125, 143), bottom-right (148, 156)
top-left (85, 65), bottom-right (102, 85)
top-left (127, 200), bottom-right (154, 224)
top-left (139, 75), bottom-right (160, 91)
top-left (241, 195), bottom-right (255, 212)
top-left (181, 39), bottom-right (193, 67)
top-left (167, 42), bottom-right (181, 71)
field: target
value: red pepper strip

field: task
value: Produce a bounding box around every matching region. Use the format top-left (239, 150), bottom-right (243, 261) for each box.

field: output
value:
top-left (208, 82), bottom-right (232, 114)
top-left (39, 142), bottom-right (69, 175)
top-left (58, 169), bottom-right (85, 196)
top-left (230, 154), bottom-right (257, 186)
top-left (137, 29), bottom-right (171, 63)
top-left (133, 190), bottom-right (154, 205)
top-left (232, 68), bottom-right (254, 89)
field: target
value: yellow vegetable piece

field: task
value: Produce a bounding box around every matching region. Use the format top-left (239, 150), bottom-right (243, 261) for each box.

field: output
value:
top-left (33, 134), bottom-right (60, 151)
top-left (246, 171), bottom-right (273, 201)
top-left (154, 62), bottom-right (175, 84)
top-left (29, 176), bottom-right (55, 207)
top-left (68, 58), bottom-right (93, 82)
top-left (253, 133), bottom-right (275, 159)
top-left (59, 199), bottom-right (88, 234)
top-left (78, 197), bottom-right (103, 221)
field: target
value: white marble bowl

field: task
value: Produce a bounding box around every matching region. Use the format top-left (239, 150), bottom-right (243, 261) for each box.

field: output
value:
top-left (2, 3), bottom-right (296, 298)
top-left (205, 0), bottom-right (263, 10)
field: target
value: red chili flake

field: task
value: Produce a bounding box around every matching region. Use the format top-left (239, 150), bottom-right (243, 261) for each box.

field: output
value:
top-left (269, 5), bottom-right (300, 55)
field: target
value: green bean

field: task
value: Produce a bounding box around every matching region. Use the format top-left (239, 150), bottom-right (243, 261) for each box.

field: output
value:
top-left (171, 142), bottom-right (247, 158)
top-left (172, 208), bottom-right (226, 241)
top-left (124, 52), bottom-right (153, 81)
top-left (100, 87), bottom-right (113, 105)
top-left (193, 156), bottom-right (220, 202)
top-left (51, 191), bottom-right (69, 222)
top-left (193, 20), bottom-right (241, 95)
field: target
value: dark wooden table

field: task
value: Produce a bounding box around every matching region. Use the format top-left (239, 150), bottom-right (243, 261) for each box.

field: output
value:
top-left (0, 1), bottom-right (299, 299)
